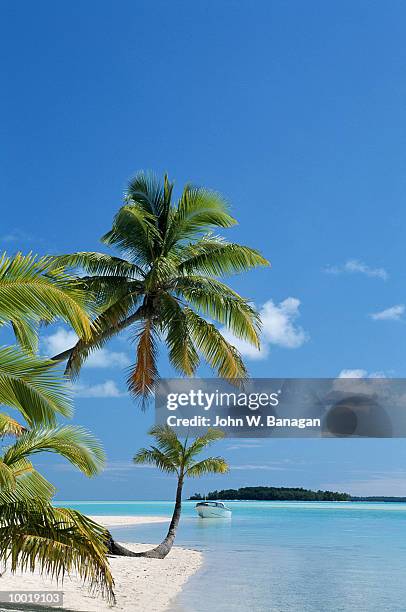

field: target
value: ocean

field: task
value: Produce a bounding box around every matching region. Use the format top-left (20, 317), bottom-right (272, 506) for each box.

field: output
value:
top-left (61, 500), bottom-right (406, 611)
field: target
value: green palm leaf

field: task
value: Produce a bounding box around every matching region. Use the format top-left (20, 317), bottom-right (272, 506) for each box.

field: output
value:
top-left (0, 501), bottom-right (115, 603)
top-left (186, 457), bottom-right (229, 477)
top-left (3, 426), bottom-right (105, 477)
top-left (172, 275), bottom-right (261, 347)
top-left (178, 237), bottom-right (269, 276)
top-left (133, 447), bottom-right (178, 474)
top-left (163, 186), bottom-right (236, 252)
top-left (185, 309), bottom-right (248, 379)
top-left (0, 253), bottom-right (94, 340)
top-left (0, 346), bottom-right (72, 426)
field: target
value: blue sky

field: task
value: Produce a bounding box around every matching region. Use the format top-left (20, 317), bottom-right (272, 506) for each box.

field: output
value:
top-left (2, 0), bottom-right (406, 499)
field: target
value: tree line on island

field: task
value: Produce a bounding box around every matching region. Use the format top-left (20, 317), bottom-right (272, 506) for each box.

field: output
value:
top-left (190, 487), bottom-right (406, 502)
top-left (190, 486), bottom-right (351, 501)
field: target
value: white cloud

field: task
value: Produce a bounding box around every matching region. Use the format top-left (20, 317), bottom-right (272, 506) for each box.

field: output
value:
top-left (227, 442), bottom-right (264, 451)
top-left (261, 298), bottom-right (308, 348)
top-left (370, 305), bottom-right (405, 321)
top-left (338, 369), bottom-right (368, 379)
top-left (338, 369), bottom-right (386, 379)
top-left (72, 380), bottom-right (127, 398)
top-left (325, 259), bottom-right (388, 280)
top-left (43, 328), bottom-right (130, 368)
top-left (104, 461), bottom-right (155, 472)
top-left (222, 297), bottom-right (308, 360)
top-left (231, 464), bottom-right (285, 471)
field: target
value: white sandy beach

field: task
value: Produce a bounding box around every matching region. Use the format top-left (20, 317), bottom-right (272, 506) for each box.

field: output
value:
top-left (0, 515), bottom-right (203, 611)
top-left (89, 514), bottom-right (170, 527)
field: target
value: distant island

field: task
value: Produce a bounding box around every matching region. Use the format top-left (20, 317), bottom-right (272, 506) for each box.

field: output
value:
top-left (189, 487), bottom-right (406, 502)
top-left (190, 486), bottom-right (351, 501)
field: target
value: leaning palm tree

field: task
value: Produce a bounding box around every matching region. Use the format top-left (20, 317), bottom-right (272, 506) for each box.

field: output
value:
top-left (0, 252), bottom-right (114, 601)
top-left (51, 172), bottom-right (269, 402)
top-left (109, 426), bottom-right (228, 558)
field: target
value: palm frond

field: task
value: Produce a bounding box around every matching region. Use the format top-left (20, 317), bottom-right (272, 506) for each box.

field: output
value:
top-left (133, 447), bottom-right (178, 474)
top-left (160, 294), bottom-right (199, 376)
top-left (0, 253), bottom-right (94, 340)
top-left (127, 319), bottom-right (158, 403)
top-left (184, 428), bottom-right (225, 460)
top-left (172, 275), bottom-right (261, 347)
top-left (50, 252), bottom-right (144, 279)
top-left (125, 171), bottom-right (164, 216)
top-left (0, 464), bottom-right (55, 504)
top-left (147, 425), bottom-right (184, 461)
top-left (186, 457), bottom-right (229, 477)
top-left (163, 187), bottom-right (236, 252)
top-left (185, 309), bottom-right (248, 379)
top-left (0, 346), bottom-right (72, 426)
top-left (101, 205), bottom-right (161, 266)
top-left (178, 238), bottom-right (270, 276)
top-left (0, 413), bottom-right (26, 438)
top-left (0, 501), bottom-right (115, 603)
top-left (3, 426), bottom-right (105, 477)
top-left (11, 318), bottom-right (39, 354)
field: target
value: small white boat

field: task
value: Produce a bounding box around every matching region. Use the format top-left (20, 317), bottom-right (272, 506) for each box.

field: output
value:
top-left (195, 501), bottom-right (232, 518)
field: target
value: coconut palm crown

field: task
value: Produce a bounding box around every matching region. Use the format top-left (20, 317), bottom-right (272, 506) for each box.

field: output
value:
top-left (52, 172), bottom-right (270, 402)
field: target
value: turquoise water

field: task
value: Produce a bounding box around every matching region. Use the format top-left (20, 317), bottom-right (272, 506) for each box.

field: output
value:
top-left (60, 501), bottom-right (406, 611)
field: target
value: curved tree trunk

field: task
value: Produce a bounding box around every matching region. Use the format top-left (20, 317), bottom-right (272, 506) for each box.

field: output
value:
top-left (107, 474), bottom-right (184, 559)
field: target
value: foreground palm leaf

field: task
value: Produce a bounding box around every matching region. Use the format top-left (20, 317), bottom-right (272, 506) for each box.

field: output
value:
top-left (0, 252), bottom-right (95, 347)
top-left (0, 346), bottom-right (72, 426)
top-left (0, 251), bottom-right (113, 600)
top-left (109, 425), bottom-right (228, 558)
top-left (52, 172), bottom-right (270, 402)
top-left (0, 501), bottom-right (114, 602)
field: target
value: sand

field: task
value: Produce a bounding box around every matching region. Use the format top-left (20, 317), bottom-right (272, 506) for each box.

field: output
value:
top-left (0, 515), bottom-right (203, 611)
top-left (89, 515), bottom-right (170, 527)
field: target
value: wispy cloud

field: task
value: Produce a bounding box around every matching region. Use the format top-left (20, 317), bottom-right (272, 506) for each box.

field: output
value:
top-left (72, 380), bottom-right (127, 398)
top-left (231, 464), bottom-right (286, 471)
top-left (230, 459), bottom-right (308, 471)
top-left (325, 469), bottom-right (406, 496)
top-left (222, 297), bottom-right (308, 361)
top-left (338, 369), bottom-right (386, 379)
top-left (104, 461), bottom-right (155, 472)
top-left (43, 328), bottom-right (130, 368)
top-left (324, 259), bottom-right (388, 280)
top-left (370, 305), bottom-right (405, 321)
top-left (226, 442), bottom-right (264, 451)
top-left (0, 229), bottom-right (38, 244)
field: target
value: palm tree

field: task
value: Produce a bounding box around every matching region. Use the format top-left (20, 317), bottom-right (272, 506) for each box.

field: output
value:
top-left (51, 172), bottom-right (269, 402)
top-left (109, 425), bottom-right (228, 558)
top-left (0, 252), bottom-right (115, 601)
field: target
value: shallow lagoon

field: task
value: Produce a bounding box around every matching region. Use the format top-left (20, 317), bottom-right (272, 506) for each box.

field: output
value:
top-left (64, 501), bottom-right (406, 612)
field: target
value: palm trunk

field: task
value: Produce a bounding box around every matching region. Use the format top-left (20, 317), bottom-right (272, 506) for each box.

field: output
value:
top-left (107, 474), bottom-right (184, 559)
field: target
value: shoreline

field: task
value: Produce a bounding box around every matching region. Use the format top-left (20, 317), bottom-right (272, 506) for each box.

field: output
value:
top-left (0, 515), bottom-right (203, 611)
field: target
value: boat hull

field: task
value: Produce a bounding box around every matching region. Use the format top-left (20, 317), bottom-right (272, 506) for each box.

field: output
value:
top-left (195, 505), bottom-right (232, 519)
